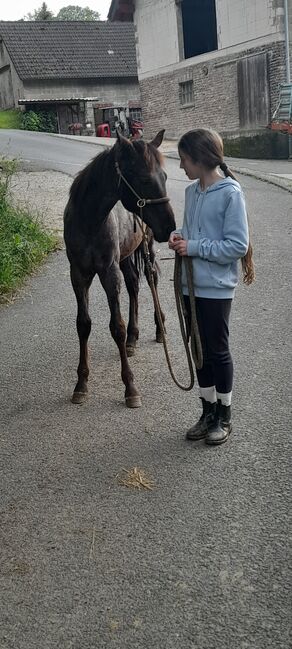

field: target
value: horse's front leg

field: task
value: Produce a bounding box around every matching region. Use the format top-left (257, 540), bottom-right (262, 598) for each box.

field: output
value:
top-left (70, 265), bottom-right (94, 404)
top-left (120, 256), bottom-right (139, 357)
top-left (99, 263), bottom-right (141, 408)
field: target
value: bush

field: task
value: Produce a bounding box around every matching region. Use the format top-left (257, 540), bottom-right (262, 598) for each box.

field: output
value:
top-left (21, 110), bottom-right (42, 131)
top-left (0, 157), bottom-right (58, 299)
top-left (21, 109), bottom-right (58, 133)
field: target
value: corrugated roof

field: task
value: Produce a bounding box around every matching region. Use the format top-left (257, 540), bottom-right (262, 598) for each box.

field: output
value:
top-left (0, 21), bottom-right (137, 80)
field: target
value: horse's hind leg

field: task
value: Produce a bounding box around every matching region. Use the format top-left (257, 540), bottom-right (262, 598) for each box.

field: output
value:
top-left (144, 235), bottom-right (165, 343)
top-left (70, 265), bottom-right (94, 404)
top-left (99, 263), bottom-right (141, 408)
top-left (120, 256), bottom-right (139, 357)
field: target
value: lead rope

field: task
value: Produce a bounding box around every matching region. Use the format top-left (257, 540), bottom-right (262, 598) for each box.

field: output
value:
top-left (115, 160), bottom-right (203, 390)
top-left (142, 230), bottom-right (203, 391)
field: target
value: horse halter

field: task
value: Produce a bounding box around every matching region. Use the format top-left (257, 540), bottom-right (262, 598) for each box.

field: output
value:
top-left (114, 161), bottom-right (170, 216)
top-left (115, 159), bottom-right (170, 269)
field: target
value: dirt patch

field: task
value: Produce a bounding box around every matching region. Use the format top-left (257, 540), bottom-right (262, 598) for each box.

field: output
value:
top-left (9, 170), bottom-right (72, 238)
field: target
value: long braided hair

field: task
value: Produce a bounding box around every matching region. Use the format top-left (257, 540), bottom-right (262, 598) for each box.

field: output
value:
top-left (178, 128), bottom-right (255, 285)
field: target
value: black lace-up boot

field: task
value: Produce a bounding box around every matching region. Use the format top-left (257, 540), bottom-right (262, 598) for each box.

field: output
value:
top-left (205, 399), bottom-right (232, 445)
top-left (186, 398), bottom-right (217, 441)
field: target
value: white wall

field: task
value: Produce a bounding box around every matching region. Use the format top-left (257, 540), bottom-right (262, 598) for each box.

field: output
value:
top-left (134, 0), bottom-right (181, 75)
top-left (216, 0), bottom-right (285, 49)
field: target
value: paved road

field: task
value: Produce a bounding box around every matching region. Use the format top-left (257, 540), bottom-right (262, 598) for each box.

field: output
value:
top-left (0, 129), bottom-right (104, 175)
top-left (0, 131), bottom-right (291, 649)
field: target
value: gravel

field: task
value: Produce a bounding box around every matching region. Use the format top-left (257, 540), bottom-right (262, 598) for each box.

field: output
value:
top-left (9, 170), bottom-right (72, 238)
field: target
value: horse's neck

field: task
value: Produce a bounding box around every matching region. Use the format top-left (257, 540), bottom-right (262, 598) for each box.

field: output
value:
top-left (95, 149), bottom-right (120, 217)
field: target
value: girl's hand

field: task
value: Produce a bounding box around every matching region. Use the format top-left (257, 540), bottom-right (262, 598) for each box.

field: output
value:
top-left (168, 233), bottom-right (183, 250)
top-left (172, 238), bottom-right (188, 256)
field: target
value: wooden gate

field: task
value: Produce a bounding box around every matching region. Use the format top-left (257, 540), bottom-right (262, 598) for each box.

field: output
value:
top-left (237, 52), bottom-right (270, 129)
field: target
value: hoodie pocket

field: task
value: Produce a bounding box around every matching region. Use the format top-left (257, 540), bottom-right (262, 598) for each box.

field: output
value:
top-left (207, 260), bottom-right (231, 287)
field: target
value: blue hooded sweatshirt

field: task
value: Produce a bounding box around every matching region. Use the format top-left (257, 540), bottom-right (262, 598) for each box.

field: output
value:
top-left (176, 177), bottom-right (249, 299)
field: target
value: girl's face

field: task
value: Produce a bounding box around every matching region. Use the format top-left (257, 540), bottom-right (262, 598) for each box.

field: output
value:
top-left (179, 150), bottom-right (201, 180)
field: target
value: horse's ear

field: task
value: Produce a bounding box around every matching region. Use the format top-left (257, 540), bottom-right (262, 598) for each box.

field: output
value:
top-left (149, 129), bottom-right (165, 148)
top-left (116, 130), bottom-right (132, 148)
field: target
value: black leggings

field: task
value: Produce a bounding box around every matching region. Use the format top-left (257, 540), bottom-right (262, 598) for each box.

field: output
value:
top-left (184, 295), bottom-right (233, 393)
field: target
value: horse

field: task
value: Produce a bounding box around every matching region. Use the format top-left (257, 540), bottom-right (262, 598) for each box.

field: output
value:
top-left (64, 129), bottom-right (176, 408)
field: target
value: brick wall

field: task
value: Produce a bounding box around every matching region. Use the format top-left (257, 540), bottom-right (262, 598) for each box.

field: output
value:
top-left (140, 41), bottom-right (286, 139)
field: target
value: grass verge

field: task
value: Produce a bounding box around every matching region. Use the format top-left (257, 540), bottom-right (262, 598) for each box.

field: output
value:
top-left (0, 109), bottom-right (22, 129)
top-left (0, 158), bottom-right (59, 301)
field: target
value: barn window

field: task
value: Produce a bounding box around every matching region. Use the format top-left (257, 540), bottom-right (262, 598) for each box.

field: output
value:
top-left (179, 80), bottom-right (194, 106)
top-left (180, 0), bottom-right (218, 59)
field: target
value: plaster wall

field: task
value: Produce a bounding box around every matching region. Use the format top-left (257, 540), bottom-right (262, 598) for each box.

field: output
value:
top-left (0, 42), bottom-right (24, 108)
top-left (216, 0), bottom-right (285, 49)
top-left (23, 78), bottom-right (140, 105)
top-left (134, 0), bottom-right (181, 75)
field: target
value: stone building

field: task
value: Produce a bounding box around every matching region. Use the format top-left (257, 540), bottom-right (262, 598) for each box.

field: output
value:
top-left (109, 0), bottom-right (292, 141)
top-left (0, 20), bottom-right (140, 134)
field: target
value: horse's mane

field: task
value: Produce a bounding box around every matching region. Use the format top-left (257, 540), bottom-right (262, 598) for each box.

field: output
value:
top-left (69, 148), bottom-right (112, 203)
top-left (69, 139), bottom-right (164, 206)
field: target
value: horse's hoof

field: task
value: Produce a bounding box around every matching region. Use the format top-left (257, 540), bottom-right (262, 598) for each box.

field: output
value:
top-left (126, 345), bottom-right (135, 357)
top-left (71, 391), bottom-right (87, 404)
top-left (156, 333), bottom-right (164, 343)
top-left (125, 395), bottom-right (142, 408)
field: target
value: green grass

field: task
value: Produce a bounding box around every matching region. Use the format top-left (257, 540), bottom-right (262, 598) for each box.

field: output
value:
top-left (0, 158), bottom-right (58, 300)
top-left (0, 109), bottom-right (22, 129)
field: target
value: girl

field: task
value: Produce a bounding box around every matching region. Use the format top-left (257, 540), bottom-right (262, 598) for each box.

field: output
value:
top-left (169, 128), bottom-right (254, 445)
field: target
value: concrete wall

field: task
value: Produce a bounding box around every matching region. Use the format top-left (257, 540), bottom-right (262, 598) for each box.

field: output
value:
top-left (139, 40), bottom-right (286, 139)
top-left (134, 0), bottom-right (286, 79)
top-left (216, 0), bottom-right (285, 49)
top-left (134, 0), bottom-right (181, 75)
top-left (0, 42), bottom-right (23, 109)
top-left (23, 78), bottom-right (140, 105)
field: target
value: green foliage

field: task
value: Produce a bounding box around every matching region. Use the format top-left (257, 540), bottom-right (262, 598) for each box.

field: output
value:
top-left (0, 110), bottom-right (22, 129)
top-left (21, 111), bottom-right (42, 131)
top-left (23, 3), bottom-right (100, 21)
top-left (55, 5), bottom-right (100, 20)
top-left (0, 157), bottom-right (58, 299)
top-left (21, 109), bottom-right (58, 133)
top-left (25, 2), bottom-right (54, 20)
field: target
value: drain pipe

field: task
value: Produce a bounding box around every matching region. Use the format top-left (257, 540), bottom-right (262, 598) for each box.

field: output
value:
top-left (284, 0), bottom-right (291, 83)
top-left (283, 0), bottom-right (292, 157)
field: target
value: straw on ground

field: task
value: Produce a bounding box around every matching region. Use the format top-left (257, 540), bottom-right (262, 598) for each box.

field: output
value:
top-left (118, 467), bottom-right (155, 491)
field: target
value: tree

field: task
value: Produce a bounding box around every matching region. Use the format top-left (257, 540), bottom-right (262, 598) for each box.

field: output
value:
top-left (25, 2), bottom-right (54, 20)
top-left (55, 5), bottom-right (100, 20)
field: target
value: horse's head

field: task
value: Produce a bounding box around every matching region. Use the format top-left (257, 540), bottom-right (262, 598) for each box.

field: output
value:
top-left (114, 130), bottom-right (176, 242)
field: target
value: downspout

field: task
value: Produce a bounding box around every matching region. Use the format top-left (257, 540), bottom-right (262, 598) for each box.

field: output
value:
top-left (284, 0), bottom-right (290, 83)
top-left (283, 0), bottom-right (292, 157)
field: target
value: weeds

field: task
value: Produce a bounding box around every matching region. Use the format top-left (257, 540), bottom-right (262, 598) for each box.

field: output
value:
top-left (0, 109), bottom-right (22, 130)
top-left (0, 157), bottom-right (58, 300)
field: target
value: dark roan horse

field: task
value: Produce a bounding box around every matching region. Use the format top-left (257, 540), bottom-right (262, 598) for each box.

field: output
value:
top-left (64, 130), bottom-right (176, 407)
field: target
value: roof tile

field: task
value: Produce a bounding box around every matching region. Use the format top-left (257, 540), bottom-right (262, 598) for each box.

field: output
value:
top-left (0, 21), bottom-right (137, 80)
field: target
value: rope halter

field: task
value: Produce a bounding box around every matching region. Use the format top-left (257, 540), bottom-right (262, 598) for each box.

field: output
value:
top-left (114, 159), bottom-right (170, 277)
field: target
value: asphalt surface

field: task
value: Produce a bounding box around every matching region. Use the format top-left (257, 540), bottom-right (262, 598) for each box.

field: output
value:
top-left (0, 131), bottom-right (291, 649)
